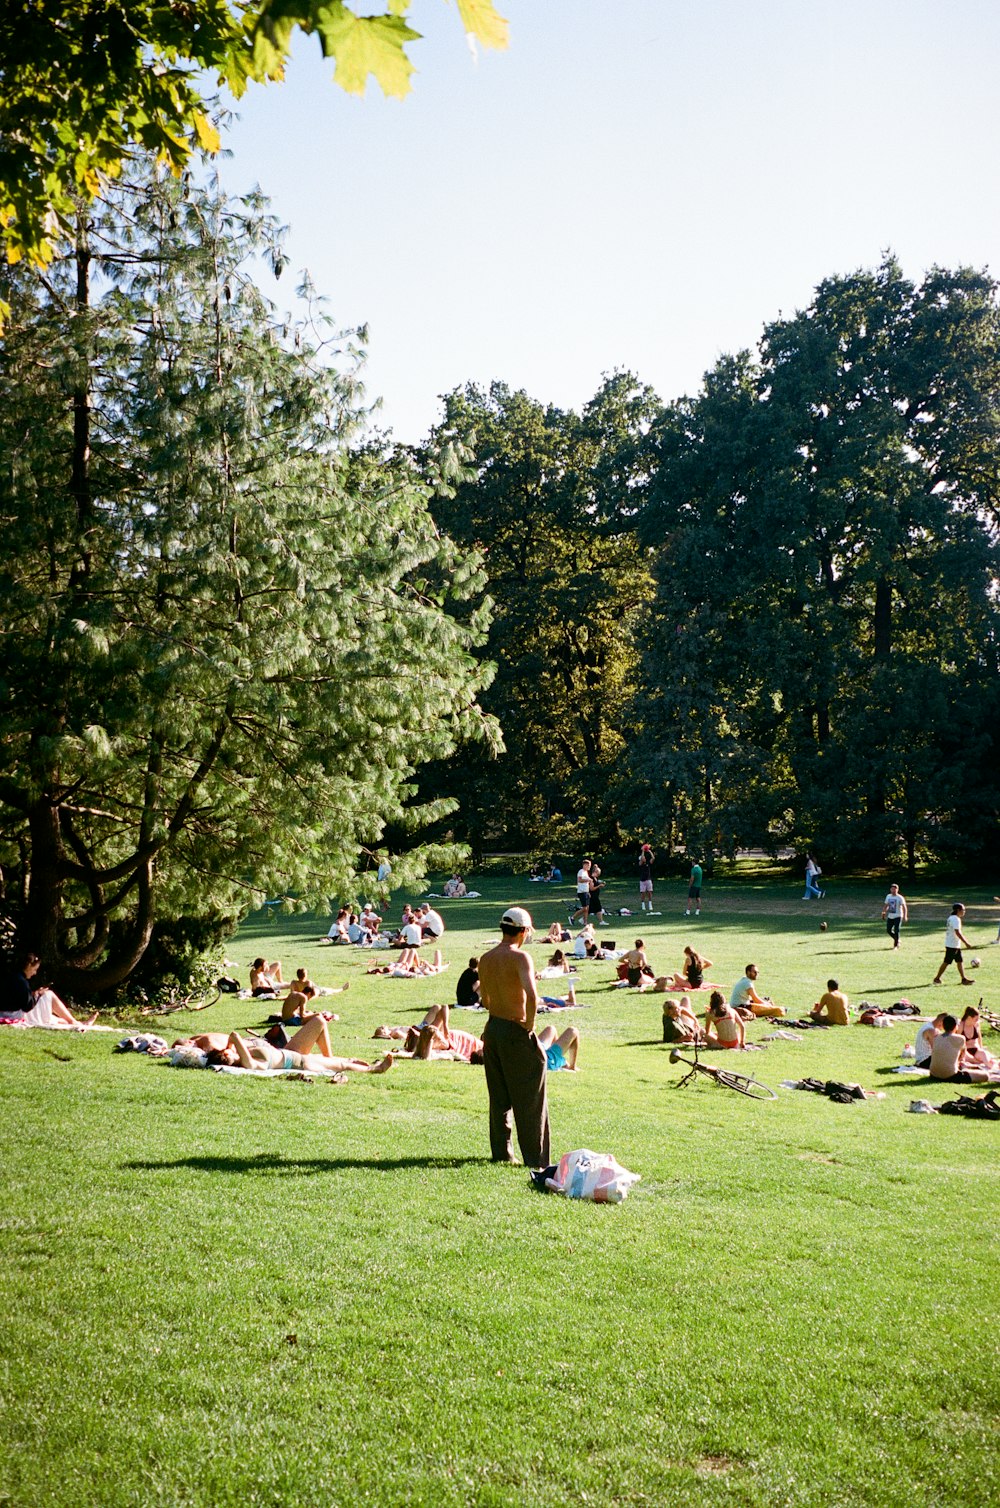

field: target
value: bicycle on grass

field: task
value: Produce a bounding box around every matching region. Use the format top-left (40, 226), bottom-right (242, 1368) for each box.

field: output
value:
top-left (669, 1038), bottom-right (777, 1100)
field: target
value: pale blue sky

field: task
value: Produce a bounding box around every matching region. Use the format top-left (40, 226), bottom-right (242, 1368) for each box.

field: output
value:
top-left (221, 0), bottom-right (1000, 440)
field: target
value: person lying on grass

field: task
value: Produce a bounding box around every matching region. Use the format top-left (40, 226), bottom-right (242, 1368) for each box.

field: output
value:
top-left (0, 949), bottom-right (99, 1029)
top-left (537, 1021), bottom-right (580, 1072)
top-left (929, 1014), bottom-right (1000, 1084)
top-left (541, 922), bottom-right (571, 945)
top-left (663, 945), bottom-right (718, 993)
top-left (399, 1004), bottom-right (485, 1062)
top-left (661, 997), bottom-right (704, 1045)
top-left (729, 963), bottom-right (783, 1019)
top-left (366, 948), bottom-right (446, 978)
top-left (177, 1017), bottom-right (394, 1075)
top-left (704, 992), bottom-right (746, 1049)
top-left (810, 979), bottom-right (850, 1025)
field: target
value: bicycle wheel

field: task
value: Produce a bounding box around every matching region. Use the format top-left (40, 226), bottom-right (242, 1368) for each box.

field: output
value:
top-left (714, 1068), bottom-right (777, 1100)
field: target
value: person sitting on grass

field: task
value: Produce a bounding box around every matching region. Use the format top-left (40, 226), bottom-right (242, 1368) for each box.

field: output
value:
top-left (359, 904), bottom-right (381, 942)
top-left (622, 939), bottom-right (655, 989)
top-left (958, 1005), bottom-right (998, 1070)
top-left (250, 958), bottom-right (292, 996)
top-left (278, 977), bottom-right (350, 1025)
top-left (729, 963), bottom-right (783, 1019)
top-left (0, 949), bottom-right (99, 1028)
top-left (541, 948), bottom-right (576, 978)
top-left (929, 1014), bottom-right (1000, 1084)
top-left (704, 991), bottom-right (746, 1049)
top-left (810, 979), bottom-right (850, 1025)
top-left (661, 997), bottom-right (704, 1045)
top-left (664, 945), bottom-right (716, 992)
top-left (325, 910), bottom-right (352, 943)
top-left (913, 1014), bottom-right (945, 1068)
top-left (456, 957), bottom-right (481, 1008)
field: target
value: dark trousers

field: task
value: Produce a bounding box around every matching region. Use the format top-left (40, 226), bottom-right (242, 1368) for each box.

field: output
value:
top-left (886, 916), bottom-right (901, 945)
top-left (482, 1015), bottom-right (550, 1168)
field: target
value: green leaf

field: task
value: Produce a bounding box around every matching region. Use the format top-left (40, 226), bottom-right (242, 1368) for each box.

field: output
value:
top-left (313, 8), bottom-right (420, 98)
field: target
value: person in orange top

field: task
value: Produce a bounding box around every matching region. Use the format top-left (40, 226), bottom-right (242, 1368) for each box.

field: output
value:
top-left (811, 979), bottom-right (850, 1025)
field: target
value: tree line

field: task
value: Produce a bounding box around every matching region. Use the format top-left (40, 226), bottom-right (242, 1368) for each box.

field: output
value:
top-left (416, 259), bottom-right (1000, 874)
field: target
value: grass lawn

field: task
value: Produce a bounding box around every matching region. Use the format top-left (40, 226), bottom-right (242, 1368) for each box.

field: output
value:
top-left (1, 868), bottom-right (998, 1507)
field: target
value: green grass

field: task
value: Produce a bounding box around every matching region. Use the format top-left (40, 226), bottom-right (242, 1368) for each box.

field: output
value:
top-left (2, 871), bottom-right (999, 1507)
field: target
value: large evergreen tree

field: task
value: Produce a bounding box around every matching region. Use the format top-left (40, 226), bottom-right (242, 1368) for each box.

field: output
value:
top-left (634, 259), bottom-right (1000, 867)
top-left (0, 163), bottom-right (497, 994)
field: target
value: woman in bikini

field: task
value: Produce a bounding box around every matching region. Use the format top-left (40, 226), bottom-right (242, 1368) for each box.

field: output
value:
top-left (958, 1005), bottom-right (998, 1070)
top-left (703, 991), bottom-right (745, 1049)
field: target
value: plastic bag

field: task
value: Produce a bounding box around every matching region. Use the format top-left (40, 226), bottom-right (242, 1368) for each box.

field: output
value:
top-left (543, 1148), bottom-right (641, 1204)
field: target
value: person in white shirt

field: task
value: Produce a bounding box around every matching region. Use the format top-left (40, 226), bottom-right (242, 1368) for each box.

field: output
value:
top-left (571, 860), bottom-right (592, 924)
top-left (400, 919), bottom-right (422, 948)
top-left (419, 904), bottom-right (445, 939)
top-left (914, 1014), bottom-right (945, 1068)
top-left (881, 883), bottom-right (908, 948)
top-left (932, 904), bottom-right (975, 986)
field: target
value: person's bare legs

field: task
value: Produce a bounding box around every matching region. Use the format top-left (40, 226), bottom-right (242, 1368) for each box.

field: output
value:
top-left (37, 990), bottom-right (98, 1028)
top-left (556, 1026), bottom-right (580, 1069)
top-left (287, 1015), bottom-right (333, 1056)
top-left (317, 1053), bottom-right (394, 1074)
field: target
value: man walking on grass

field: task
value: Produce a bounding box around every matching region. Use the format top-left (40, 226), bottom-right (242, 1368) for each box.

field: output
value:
top-left (685, 858), bottom-right (703, 917)
top-left (933, 903), bottom-right (976, 987)
top-left (478, 906), bottom-right (550, 1169)
top-left (882, 883), bottom-right (908, 948)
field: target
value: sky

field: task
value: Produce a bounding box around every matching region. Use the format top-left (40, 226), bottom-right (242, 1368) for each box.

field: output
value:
top-left (220, 0), bottom-right (1000, 442)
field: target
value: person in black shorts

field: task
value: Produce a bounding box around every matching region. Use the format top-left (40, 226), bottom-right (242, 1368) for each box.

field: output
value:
top-left (589, 864), bottom-right (606, 927)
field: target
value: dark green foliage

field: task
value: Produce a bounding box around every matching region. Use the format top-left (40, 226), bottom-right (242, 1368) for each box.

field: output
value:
top-left (632, 258), bottom-right (1000, 867)
top-left (419, 375), bottom-right (660, 854)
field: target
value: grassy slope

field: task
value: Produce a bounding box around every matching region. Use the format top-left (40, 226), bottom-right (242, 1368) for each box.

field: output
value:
top-left (1, 872), bottom-right (998, 1507)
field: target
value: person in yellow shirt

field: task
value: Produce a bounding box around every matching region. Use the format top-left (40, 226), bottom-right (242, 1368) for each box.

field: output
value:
top-left (811, 979), bottom-right (850, 1025)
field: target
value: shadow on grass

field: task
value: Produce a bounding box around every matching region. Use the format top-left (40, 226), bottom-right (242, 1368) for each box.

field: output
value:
top-left (123, 1152), bottom-right (491, 1176)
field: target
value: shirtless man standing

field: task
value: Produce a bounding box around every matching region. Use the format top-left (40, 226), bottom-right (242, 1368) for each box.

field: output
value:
top-left (478, 906), bottom-right (551, 1168)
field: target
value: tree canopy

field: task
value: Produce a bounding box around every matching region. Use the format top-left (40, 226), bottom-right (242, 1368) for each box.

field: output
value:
top-left (0, 1), bottom-right (508, 274)
top-left (631, 258), bottom-right (1000, 868)
top-left (0, 161), bottom-right (498, 995)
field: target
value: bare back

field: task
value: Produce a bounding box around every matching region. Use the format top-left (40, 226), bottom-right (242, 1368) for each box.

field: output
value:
top-left (479, 938), bottom-right (539, 1031)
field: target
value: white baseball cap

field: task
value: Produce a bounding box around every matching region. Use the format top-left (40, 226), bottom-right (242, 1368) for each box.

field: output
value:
top-left (500, 906), bottom-right (533, 931)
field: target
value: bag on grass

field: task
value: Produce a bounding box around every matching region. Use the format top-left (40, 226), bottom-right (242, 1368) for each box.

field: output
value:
top-left (217, 976), bottom-right (241, 993)
top-left (264, 1023), bottom-right (289, 1048)
top-left (542, 1148), bottom-right (641, 1204)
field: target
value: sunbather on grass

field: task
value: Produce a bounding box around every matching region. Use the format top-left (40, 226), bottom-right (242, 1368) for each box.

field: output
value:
top-left (663, 945), bottom-right (718, 992)
top-left (704, 991), bottom-right (745, 1049)
top-left (0, 951), bottom-right (98, 1028)
top-left (203, 1018), bottom-right (393, 1075)
top-left (536, 1022), bottom-right (580, 1072)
